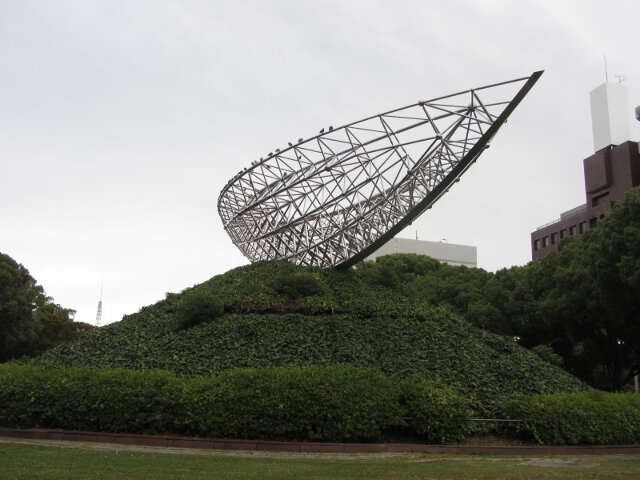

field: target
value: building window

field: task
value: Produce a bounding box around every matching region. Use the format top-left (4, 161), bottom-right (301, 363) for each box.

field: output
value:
top-left (579, 221), bottom-right (587, 234)
top-left (542, 236), bottom-right (549, 247)
top-left (534, 239), bottom-right (540, 251)
top-left (589, 217), bottom-right (597, 228)
top-left (592, 193), bottom-right (609, 207)
top-left (569, 225), bottom-right (577, 236)
top-left (560, 229), bottom-right (567, 239)
top-left (551, 232), bottom-right (558, 244)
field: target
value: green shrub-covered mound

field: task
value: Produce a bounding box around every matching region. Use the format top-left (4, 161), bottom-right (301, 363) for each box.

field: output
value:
top-left (33, 261), bottom-right (587, 417)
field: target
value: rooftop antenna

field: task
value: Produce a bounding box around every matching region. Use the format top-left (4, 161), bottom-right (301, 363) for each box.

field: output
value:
top-left (615, 75), bottom-right (626, 84)
top-left (95, 279), bottom-right (103, 327)
top-left (604, 55), bottom-right (609, 82)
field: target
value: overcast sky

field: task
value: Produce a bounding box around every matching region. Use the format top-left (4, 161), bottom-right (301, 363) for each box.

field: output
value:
top-left (2, 0), bottom-right (639, 326)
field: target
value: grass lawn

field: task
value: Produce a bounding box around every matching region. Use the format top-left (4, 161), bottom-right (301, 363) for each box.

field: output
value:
top-left (1, 440), bottom-right (640, 480)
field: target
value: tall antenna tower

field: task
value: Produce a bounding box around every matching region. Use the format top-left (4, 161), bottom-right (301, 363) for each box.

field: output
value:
top-left (95, 279), bottom-right (103, 327)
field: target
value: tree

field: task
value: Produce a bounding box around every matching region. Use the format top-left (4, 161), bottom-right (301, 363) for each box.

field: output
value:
top-left (0, 252), bottom-right (91, 361)
top-left (0, 253), bottom-right (42, 361)
top-left (32, 302), bottom-right (93, 354)
top-left (366, 253), bottom-right (498, 330)
top-left (491, 187), bottom-right (640, 390)
top-left (480, 264), bottom-right (544, 340)
top-left (577, 187), bottom-right (640, 389)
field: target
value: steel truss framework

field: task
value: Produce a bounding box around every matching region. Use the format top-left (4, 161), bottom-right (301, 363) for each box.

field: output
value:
top-left (218, 71), bottom-right (543, 269)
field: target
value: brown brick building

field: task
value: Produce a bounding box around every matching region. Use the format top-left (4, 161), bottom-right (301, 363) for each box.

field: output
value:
top-left (531, 141), bottom-right (640, 260)
top-left (531, 82), bottom-right (640, 260)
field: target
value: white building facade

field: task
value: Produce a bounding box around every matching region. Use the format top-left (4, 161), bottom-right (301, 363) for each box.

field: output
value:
top-left (365, 237), bottom-right (477, 268)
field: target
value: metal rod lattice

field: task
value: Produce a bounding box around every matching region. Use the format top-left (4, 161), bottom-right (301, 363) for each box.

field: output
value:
top-left (218, 71), bottom-right (543, 269)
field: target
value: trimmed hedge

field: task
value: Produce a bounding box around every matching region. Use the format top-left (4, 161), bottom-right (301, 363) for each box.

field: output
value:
top-left (180, 365), bottom-right (401, 441)
top-left (0, 363), bottom-right (470, 443)
top-left (502, 391), bottom-right (640, 445)
top-left (399, 376), bottom-right (471, 443)
top-left (3, 364), bottom-right (639, 445)
top-left (0, 364), bottom-right (182, 435)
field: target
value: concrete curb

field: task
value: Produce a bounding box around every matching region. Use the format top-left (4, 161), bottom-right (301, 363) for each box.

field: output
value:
top-left (2, 428), bottom-right (640, 455)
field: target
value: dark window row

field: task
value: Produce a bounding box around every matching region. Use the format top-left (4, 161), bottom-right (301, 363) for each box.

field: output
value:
top-left (533, 216), bottom-right (602, 251)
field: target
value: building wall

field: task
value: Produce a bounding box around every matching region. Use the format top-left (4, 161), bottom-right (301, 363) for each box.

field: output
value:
top-left (531, 140), bottom-right (640, 260)
top-left (366, 237), bottom-right (477, 267)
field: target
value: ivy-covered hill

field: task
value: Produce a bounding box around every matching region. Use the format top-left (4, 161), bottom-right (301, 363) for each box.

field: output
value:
top-left (34, 260), bottom-right (587, 412)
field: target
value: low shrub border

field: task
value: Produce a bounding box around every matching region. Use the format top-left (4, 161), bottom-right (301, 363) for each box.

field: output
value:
top-left (0, 364), bottom-right (469, 443)
top-left (3, 363), bottom-right (639, 445)
top-left (502, 391), bottom-right (640, 445)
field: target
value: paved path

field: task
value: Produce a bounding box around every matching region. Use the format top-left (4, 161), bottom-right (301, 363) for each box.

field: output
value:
top-left (4, 427), bottom-right (640, 456)
top-left (4, 435), bottom-right (640, 468)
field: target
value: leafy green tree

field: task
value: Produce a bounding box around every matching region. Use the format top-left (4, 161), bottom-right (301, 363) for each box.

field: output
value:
top-left (574, 187), bottom-right (640, 389)
top-left (32, 302), bottom-right (93, 354)
top-left (492, 187), bottom-right (640, 389)
top-left (363, 253), bottom-right (495, 325)
top-left (0, 253), bottom-right (42, 361)
top-left (0, 252), bottom-right (91, 361)
top-left (480, 264), bottom-right (543, 338)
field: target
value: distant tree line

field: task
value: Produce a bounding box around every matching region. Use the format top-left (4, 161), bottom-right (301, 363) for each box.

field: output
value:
top-left (362, 186), bottom-right (640, 391)
top-left (0, 252), bottom-right (94, 362)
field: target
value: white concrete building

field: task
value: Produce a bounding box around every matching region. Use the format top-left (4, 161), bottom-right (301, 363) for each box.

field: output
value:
top-left (365, 237), bottom-right (477, 267)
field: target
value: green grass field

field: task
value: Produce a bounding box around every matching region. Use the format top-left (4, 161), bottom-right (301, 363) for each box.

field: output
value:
top-left (1, 439), bottom-right (640, 480)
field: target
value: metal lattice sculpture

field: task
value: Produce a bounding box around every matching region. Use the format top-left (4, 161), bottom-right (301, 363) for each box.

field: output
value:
top-left (218, 71), bottom-right (542, 269)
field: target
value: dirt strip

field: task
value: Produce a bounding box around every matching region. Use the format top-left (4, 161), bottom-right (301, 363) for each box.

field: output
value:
top-left (2, 428), bottom-right (640, 456)
top-left (4, 435), bottom-right (640, 467)
top-left (0, 437), bottom-right (407, 460)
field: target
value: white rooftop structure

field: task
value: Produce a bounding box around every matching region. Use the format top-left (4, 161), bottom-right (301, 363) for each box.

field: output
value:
top-left (590, 82), bottom-right (631, 152)
top-left (365, 237), bottom-right (477, 267)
